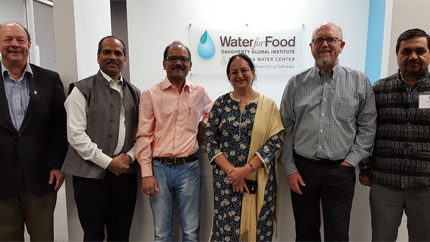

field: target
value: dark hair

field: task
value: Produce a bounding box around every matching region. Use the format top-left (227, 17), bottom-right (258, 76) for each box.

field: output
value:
top-left (97, 36), bottom-right (127, 56)
top-left (163, 41), bottom-right (191, 60)
top-left (396, 28), bottom-right (430, 52)
top-left (0, 22), bottom-right (31, 42)
top-left (226, 53), bottom-right (257, 83)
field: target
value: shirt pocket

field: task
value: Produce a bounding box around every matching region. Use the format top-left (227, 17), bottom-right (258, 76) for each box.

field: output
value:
top-left (186, 107), bottom-right (200, 132)
top-left (334, 98), bottom-right (358, 122)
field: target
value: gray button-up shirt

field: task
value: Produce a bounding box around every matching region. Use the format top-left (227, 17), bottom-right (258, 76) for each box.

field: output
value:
top-left (280, 63), bottom-right (377, 175)
top-left (2, 61), bottom-right (32, 131)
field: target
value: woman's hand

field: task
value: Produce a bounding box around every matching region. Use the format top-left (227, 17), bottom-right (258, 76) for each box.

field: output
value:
top-left (228, 167), bottom-right (252, 193)
top-left (232, 181), bottom-right (250, 194)
top-left (228, 167), bottom-right (248, 186)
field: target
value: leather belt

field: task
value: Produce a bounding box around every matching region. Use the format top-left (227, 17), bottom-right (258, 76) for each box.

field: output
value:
top-left (294, 153), bottom-right (343, 164)
top-left (153, 154), bottom-right (198, 165)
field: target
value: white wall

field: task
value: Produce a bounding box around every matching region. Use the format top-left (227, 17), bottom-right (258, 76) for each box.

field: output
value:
top-left (127, 0), bottom-right (373, 241)
top-left (0, 0), bottom-right (27, 27)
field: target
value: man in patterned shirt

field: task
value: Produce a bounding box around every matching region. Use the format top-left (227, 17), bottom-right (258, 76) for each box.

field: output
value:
top-left (359, 28), bottom-right (430, 241)
top-left (280, 22), bottom-right (377, 241)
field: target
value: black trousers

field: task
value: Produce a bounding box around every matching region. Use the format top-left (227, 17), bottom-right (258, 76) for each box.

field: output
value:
top-left (291, 154), bottom-right (356, 241)
top-left (73, 171), bottom-right (137, 242)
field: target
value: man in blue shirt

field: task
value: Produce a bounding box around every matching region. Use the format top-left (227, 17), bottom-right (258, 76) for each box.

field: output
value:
top-left (0, 22), bottom-right (67, 241)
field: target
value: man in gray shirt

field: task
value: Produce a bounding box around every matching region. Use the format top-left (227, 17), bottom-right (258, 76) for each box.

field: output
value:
top-left (280, 22), bottom-right (377, 241)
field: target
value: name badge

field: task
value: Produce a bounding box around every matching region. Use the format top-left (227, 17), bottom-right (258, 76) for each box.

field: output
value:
top-left (418, 95), bottom-right (430, 109)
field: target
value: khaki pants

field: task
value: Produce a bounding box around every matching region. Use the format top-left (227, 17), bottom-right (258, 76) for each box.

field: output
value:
top-left (0, 188), bottom-right (57, 241)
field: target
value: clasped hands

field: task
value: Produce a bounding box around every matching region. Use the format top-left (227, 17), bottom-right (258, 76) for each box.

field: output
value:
top-left (228, 166), bottom-right (250, 194)
top-left (107, 153), bottom-right (132, 176)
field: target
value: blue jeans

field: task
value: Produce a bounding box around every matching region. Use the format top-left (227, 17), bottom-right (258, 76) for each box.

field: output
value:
top-left (150, 159), bottom-right (201, 242)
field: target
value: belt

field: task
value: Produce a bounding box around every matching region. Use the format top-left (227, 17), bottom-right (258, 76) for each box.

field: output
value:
top-left (153, 154), bottom-right (198, 165)
top-left (295, 153), bottom-right (343, 164)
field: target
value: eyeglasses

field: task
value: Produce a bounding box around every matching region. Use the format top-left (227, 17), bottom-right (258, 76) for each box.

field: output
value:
top-left (229, 68), bottom-right (251, 77)
top-left (311, 37), bottom-right (342, 45)
top-left (165, 56), bottom-right (191, 63)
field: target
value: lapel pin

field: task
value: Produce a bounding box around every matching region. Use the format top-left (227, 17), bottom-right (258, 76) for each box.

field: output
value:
top-left (34, 90), bottom-right (37, 95)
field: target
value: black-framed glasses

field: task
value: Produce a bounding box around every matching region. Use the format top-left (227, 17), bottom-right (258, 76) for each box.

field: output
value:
top-left (229, 68), bottom-right (251, 77)
top-left (311, 37), bottom-right (342, 45)
top-left (165, 56), bottom-right (191, 63)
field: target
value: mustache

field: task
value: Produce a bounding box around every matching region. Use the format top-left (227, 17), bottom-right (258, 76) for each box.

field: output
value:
top-left (172, 65), bottom-right (184, 70)
top-left (407, 60), bottom-right (420, 64)
top-left (107, 60), bottom-right (118, 65)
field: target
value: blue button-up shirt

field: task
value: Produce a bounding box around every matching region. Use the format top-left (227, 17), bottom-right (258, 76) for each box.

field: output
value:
top-left (1, 61), bottom-right (32, 131)
top-left (280, 63), bottom-right (377, 175)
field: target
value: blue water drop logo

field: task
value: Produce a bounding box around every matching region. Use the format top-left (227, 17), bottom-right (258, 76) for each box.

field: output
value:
top-left (198, 30), bottom-right (216, 59)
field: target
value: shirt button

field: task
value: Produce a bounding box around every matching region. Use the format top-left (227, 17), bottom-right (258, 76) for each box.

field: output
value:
top-left (15, 99), bottom-right (19, 102)
top-left (322, 113), bottom-right (325, 116)
top-left (323, 98), bottom-right (326, 101)
top-left (320, 129), bottom-right (323, 133)
top-left (176, 136), bottom-right (179, 139)
top-left (18, 115), bottom-right (21, 119)
top-left (174, 149), bottom-right (177, 152)
top-left (319, 146), bottom-right (322, 149)
top-left (325, 82), bottom-right (328, 85)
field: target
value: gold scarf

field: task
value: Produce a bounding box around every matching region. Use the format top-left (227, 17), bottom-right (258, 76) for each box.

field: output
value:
top-left (239, 94), bottom-right (285, 241)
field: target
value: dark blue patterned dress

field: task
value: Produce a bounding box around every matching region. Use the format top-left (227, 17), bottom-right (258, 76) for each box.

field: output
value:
top-left (205, 93), bottom-right (281, 242)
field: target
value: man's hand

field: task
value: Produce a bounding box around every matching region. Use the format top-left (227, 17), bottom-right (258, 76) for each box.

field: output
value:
top-left (341, 161), bottom-right (353, 167)
top-left (197, 121), bottom-right (206, 145)
top-left (49, 168), bottom-right (65, 191)
top-left (122, 154), bottom-right (132, 165)
top-left (107, 154), bottom-right (129, 176)
top-left (288, 172), bottom-right (305, 195)
top-left (359, 170), bottom-right (372, 187)
top-left (142, 176), bottom-right (159, 197)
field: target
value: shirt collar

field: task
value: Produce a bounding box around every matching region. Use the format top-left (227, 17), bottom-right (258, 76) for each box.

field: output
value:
top-left (161, 76), bottom-right (191, 91)
top-left (398, 69), bottom-right (428, 86)
top-left (100, 69), bottom-right (123, 86)
top-left (313, 62), bottom-right (340, 79)
top-left (1, 61), bottom-right (33, 80)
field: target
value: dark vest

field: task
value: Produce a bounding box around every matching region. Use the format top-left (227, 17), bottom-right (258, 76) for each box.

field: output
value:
top-left (372, 70), bottom-right (430, 188)
top-left (62, 72), bottom-right (140, 179)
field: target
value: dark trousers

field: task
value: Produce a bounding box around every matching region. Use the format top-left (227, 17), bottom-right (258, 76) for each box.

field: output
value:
top-left (73, 171), bottom-right (137, 242)
top-left (291, 154), bottom-right (356, 241)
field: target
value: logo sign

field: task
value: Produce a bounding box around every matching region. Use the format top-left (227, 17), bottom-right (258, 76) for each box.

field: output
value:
top-left (198, 30), bottom-right (216, 59)
top-left (191, 26), bottom-right (304, 77)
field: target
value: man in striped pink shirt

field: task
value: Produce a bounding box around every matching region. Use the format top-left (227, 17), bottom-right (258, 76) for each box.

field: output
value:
top-left (136, 41), bottom-right (214, 242)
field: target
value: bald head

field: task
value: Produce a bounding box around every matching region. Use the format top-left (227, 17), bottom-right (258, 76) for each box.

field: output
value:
top-left (0, 22), bottom-right (31, 42)
top-left (310, 22), bottom-right (345, 73)
top-left (312, 22), bottom-right (343, 41)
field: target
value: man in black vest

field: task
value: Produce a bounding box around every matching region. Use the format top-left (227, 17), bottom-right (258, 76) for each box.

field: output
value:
top-left (62, 36), bottom-right (141, 241)
top-left (360, 28), bottom-right (430, 241)
top-left (0, 22), bottom-right (68, 241)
